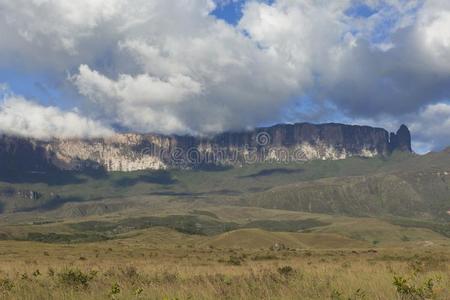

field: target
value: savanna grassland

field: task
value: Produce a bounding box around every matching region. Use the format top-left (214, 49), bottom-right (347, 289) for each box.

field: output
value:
top-left (0, 151), bottom-right (449, 299)
top-left (0, 228), bottom-right (449, 300)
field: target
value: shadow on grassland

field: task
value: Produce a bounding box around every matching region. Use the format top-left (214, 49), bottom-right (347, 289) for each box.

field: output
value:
top-left (239, 168), bottom-right (304, 179)
top-left (0, 167), bottom-right (108, 186)
top-left (113, 171), bottom-right (178, 187)
top-left (16, 196), bottom-right (86, 212)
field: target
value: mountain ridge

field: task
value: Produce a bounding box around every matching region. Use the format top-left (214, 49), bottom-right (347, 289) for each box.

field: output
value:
top-left (0, 122), bottom-right (412, 173)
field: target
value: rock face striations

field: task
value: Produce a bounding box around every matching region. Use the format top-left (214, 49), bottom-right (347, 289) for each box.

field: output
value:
top-left (0, 123), bottom-right (413, 173)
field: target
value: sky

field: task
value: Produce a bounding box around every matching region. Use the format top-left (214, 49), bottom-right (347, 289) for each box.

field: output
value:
top-left (0, 0), bottom-right (449, 153)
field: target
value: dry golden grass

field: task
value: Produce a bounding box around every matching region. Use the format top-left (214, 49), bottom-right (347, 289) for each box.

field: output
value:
top-left (0, 229), bottom-right (449, 300)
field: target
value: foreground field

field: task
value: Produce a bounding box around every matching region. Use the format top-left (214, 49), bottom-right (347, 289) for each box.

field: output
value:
top-left (0, 227), bottom-right (449, 300)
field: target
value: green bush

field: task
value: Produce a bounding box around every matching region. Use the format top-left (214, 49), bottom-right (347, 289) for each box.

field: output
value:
top-left (110, 282), bottom-right (121, 298)
top-left (393, 275), bottom-right (438, 300)
top-left (58, 269), bottom-right (95, 289)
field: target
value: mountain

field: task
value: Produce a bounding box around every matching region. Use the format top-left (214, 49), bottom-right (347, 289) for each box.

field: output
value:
top-left (0, 130), bottom-right (448, 239)
top-left (0, 123), bottom-right (412, 173)
top-left (0, 146), bottom-right (448, 225)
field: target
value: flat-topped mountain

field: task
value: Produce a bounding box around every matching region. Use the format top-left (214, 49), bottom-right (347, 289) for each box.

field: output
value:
top-left (0, 122), bottom-right (412, 173)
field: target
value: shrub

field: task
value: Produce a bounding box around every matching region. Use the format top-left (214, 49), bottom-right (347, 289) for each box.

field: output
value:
top-left (58, 269), bottom-right (95, 289)
top-left (48, 268), bottom-right (55, 277)
top-left (0, 279), bottom-right (14, 293)
top-left (134, 287), bottom-right (144, 296)
top-left (110, 282), bottom-right (121, 298)
top-left (393, 275), bottom-right (438, 300)
top-left (227, 255), bottom-right (242, 266)
top-left (277, 266), bottom-right (294, 277)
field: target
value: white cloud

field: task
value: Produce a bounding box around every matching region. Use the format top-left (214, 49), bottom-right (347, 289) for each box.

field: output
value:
top-left (0, 0), bottom-right (449, 150)
top-left (418, 2), bottom-right (450, 72)
top-left (350, 102), bottom-right (450, 153)
top-left (72, 65), bottom-right (203, 133)
top-left (66, 0), bottom-right (304, 135)
top-left (0, 0), bottom-right (121, 53)
top-left (0, 93), bottom-right (113, 140)
top-left (408, 103), bottom-right (450, 152)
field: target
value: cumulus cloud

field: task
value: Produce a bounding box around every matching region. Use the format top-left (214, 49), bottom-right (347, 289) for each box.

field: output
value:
top-left (238, 0), bottom-right (450, 117)
top-left (312, 0), bottom-right (450, 118)
top-left (72, 65), bottom-right (203, 133)
top-left (67, 0), bottom-right (302, 135)
top-left (0, 92), bottom-right (113, 140)
top-left (0, 0), bottom-right (449, 150)
top-left (407, 103), bottom-right (450, 152)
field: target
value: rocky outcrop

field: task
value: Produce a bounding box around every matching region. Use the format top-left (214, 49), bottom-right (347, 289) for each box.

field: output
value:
top-left (389, 124), bottom-right (412, 153)
top-left (0, 123), bottom-right (413, 172)
top-left (0, 188), bottom-right (41, 200)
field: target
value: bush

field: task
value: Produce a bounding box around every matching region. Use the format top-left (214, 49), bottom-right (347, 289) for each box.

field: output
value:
top-left (0, 279), bottom-right (14, 293)
top-left (227, 255), bottom-right (242, 266)
top-left (110, 282), bottom-right (121, 298)
top-left (58, 269), bottom-right (95, 289)
top-left (277, 266), bottom-right (294, 277)
top-left (48, 268), bottom-right (55, 277)
top-left (393, 275), bottom-right (438, 300)
top-left (134, 287), bottom-right (144, 296)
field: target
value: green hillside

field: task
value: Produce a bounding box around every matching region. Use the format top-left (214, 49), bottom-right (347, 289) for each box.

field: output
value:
top-left (246, 171), bottom-right (449, 220)
top-left (0, 150), bottom-right (449, 246)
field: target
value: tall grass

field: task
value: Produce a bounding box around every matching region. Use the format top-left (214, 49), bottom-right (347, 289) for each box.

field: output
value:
top-left (0, 245), bottom-right (448, 299)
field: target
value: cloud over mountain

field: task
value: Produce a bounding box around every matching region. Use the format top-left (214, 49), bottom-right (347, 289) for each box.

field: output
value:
top-left (0, 89), bottom-right (113, 140)
top-left (0, 0), bottom-right (449, 151)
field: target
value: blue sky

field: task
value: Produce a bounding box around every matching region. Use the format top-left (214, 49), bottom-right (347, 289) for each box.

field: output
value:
top-left (0, 69), bottom-right (56, 106)
top-left (212, 0), bottom-right (246, 25)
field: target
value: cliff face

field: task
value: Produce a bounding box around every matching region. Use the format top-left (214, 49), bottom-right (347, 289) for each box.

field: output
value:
top-left (0, 123), bottom-right (412, 172)
top-left (0, 135), bottom-right (55, 174)
top-left (389, 124), bottom-right (412, 153)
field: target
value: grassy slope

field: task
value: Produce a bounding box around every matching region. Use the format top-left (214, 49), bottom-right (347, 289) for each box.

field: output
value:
top-left (1, 152), bottom-right (418, 213)
top-left (0, 150), bottom-right (449, 248)
top-left (247, 171), bottom-right (450, 219)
